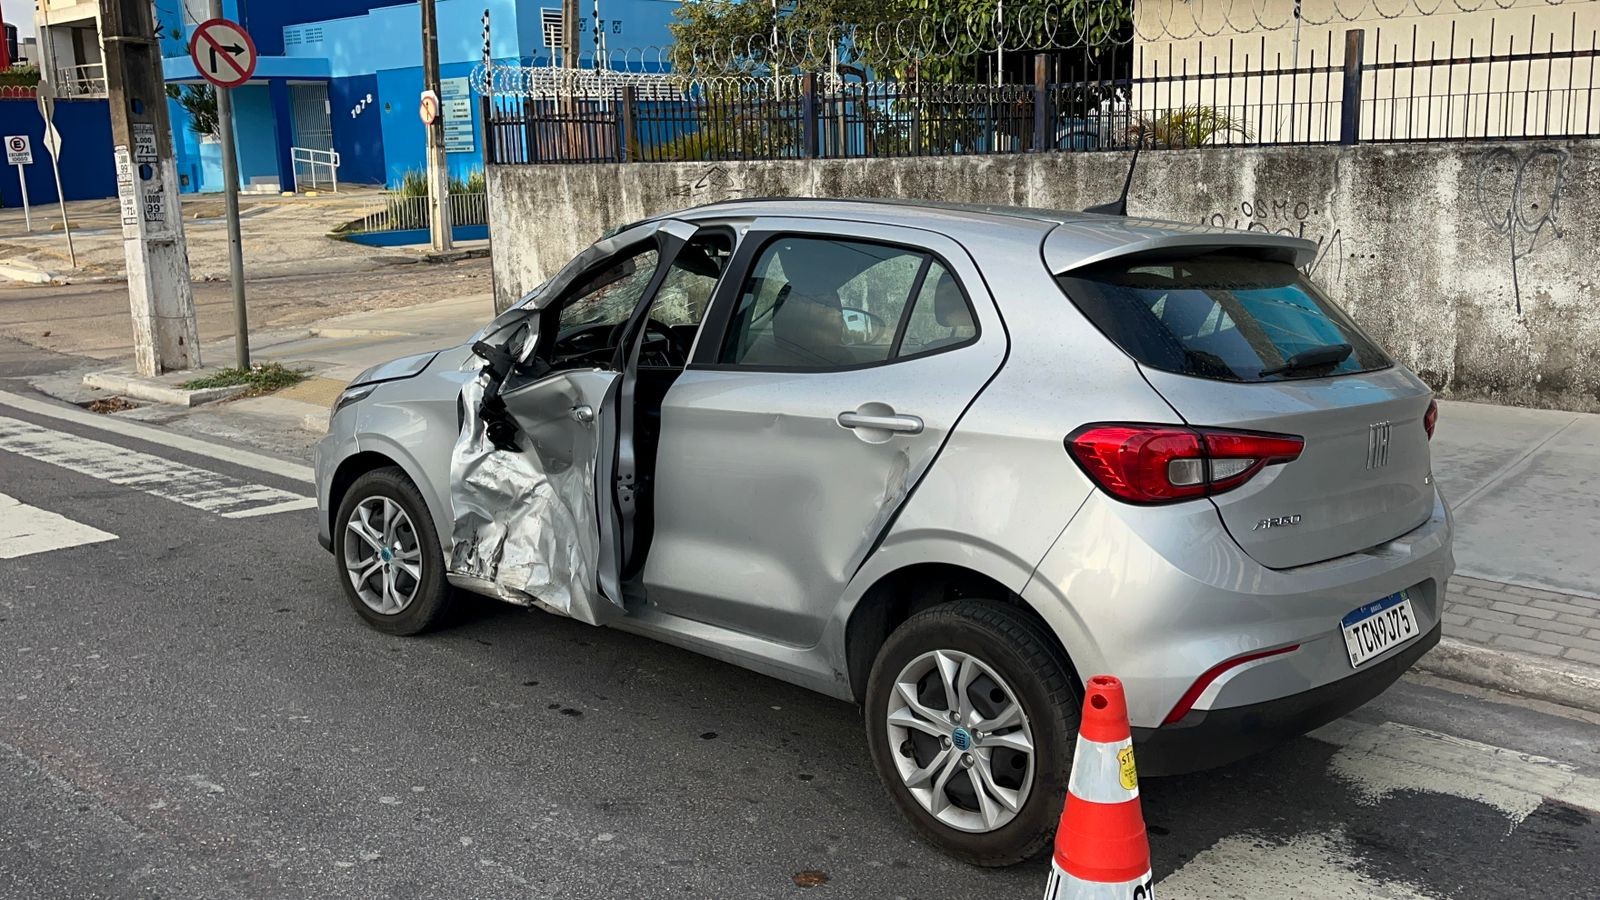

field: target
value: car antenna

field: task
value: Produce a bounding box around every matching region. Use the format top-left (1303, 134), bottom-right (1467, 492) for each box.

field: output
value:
top-left (1083, 138), bottom-right (1143, 217)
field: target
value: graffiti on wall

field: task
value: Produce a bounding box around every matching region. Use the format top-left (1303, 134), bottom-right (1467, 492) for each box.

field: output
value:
top-left (1474, 146), bottom-right (1569, 316)
top-left (668, 164), bottom-right (744, 202)
top-left (1202, 199), bottom-right (1344, 282)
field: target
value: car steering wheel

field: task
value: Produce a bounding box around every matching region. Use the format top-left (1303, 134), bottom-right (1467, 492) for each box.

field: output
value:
top-left (550, 321), bottom-right (616, 362)
top-left (611, 317), bottom-right (688, 366)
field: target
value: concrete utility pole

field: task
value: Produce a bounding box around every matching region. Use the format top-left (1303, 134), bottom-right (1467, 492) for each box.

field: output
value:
top-left (420, 0), bottom-right (453, 252)
top-left (101, 0), bottom-right (200, 376)
top-left (207, 0), bottom-right (249, 368)
top-left (561, 0), bottom-right (579, 68)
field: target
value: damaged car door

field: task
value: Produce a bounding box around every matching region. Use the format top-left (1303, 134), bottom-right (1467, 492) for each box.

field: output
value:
top-left (641, 219), bottom-right (1007, 644)
top-left (449, 220), bottom-right (701, 626)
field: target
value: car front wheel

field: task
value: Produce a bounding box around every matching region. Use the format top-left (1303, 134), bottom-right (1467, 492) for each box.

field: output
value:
top-left (864, 599), bottom-right (1080, 867)
top-left (333, 467), bottom-right (454, 635)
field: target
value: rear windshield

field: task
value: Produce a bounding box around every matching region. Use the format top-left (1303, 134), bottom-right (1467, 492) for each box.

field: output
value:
top-left (1056, 255), bottom-right (1391, 382)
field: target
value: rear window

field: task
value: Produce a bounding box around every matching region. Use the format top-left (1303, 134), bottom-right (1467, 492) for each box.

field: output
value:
top-left (1056, 255), bottom-right (1391, 382)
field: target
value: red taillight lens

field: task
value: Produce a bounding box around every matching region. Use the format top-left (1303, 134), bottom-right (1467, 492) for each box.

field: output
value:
top-left (1423, 398), bottom-right (1438, 440)
top-left (1065, 423), bottom-right (1304, 505)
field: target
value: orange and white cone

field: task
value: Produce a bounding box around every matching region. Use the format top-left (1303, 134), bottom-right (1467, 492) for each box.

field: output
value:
top-left (1043, 674), bottom-right (1154, 900)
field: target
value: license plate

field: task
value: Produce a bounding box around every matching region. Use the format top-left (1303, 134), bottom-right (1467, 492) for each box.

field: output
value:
top-left (1341, 592), bottom-right (1419, 668)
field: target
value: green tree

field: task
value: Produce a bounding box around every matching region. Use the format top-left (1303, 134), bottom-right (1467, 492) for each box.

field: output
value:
top-left (668, 0), bottom-right (1130, 84)
top-left (164, 84), bottom-right (219, 138)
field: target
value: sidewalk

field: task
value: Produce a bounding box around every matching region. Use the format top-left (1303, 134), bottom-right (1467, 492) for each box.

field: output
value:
top-left (1422, 400), bottom-right (1600, 708)
top-left (19, 296), bottom-right (1600, 711)
top-left (0, 190), bottom-right (485, 284)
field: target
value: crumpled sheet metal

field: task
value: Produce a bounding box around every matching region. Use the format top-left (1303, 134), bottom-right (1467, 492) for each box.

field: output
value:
top-left (447, 366), bottom-right (608, 625)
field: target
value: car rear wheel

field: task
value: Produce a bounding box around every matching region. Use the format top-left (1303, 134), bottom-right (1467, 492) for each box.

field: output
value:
top-left (864, 599), bottom-right (1080, 867)
top-left (333, 467), bottom-right (453, 635)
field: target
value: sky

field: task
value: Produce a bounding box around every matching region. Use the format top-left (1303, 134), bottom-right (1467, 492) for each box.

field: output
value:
top-left (4, 0), bottom-right (36, 41)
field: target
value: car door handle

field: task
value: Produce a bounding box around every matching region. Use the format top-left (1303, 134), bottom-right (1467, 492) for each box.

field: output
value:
top-left (570, 404), bottom-right (595, 424)
top-left (837, 411), bottom-right (924, 434)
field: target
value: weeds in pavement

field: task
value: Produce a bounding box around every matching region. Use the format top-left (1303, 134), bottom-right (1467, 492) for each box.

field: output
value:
top-left (180, 362), bottom-right (309, 398)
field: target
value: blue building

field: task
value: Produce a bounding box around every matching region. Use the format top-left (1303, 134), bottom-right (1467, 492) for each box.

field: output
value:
top-left (158, 0), bottom-right (680, 193)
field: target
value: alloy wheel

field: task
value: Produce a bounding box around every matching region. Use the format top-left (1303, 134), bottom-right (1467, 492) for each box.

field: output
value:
top-left (884, 648), bottom-right (1037, 833)
top-left (342, 496), bottom-right (423, 616)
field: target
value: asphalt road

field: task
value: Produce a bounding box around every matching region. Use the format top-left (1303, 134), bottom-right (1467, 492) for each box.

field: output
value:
top-left (1, 365), bottom-right (1598, 899)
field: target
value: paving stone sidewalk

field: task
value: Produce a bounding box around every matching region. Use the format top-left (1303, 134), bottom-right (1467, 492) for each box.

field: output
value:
top-left (1445, 575), bottom-right (1600, 667)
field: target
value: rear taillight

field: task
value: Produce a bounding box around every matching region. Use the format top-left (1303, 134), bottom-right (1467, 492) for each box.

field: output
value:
top-left (1065, 423), bottom-right (1304, 505)
top-left (1423, 398), bottom-right (1438, 440)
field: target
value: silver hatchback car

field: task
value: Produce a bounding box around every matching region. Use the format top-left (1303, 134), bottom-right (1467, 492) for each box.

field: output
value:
top-left (314, 199), bottom-right (1453, 866)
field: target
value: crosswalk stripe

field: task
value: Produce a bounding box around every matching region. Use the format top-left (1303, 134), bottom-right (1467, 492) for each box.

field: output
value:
top-left (1158, 830), bottom-right (1435, 898)
top-left (1160, 718), bottom-right (1600, 896)
top-left (220, 497), bottom-right (319, 519)
top-left (0, 389), bottom-right (313, 483)
top-left (0, 492), bottom-right (117, 559)
top-left (0, 415), bottom-right (314, 519)
top-left (1313, 717), bottom-right (1600, 821)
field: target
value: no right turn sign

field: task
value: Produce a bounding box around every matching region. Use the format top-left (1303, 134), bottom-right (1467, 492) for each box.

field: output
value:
top-left (6, 135), bottom-right (33, 166)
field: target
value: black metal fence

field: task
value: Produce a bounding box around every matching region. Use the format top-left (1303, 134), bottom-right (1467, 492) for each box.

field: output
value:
top-left (485, 18), bottom-right (1600, 165)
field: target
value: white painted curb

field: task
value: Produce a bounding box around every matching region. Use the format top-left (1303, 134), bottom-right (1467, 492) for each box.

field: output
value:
top-left (82, 371), bottom-right (249, 408)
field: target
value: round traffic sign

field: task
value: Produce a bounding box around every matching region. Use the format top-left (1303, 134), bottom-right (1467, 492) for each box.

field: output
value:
top-left (7, 136), bottom-right (25, 153)
top-left (189, 18), bottom-right (258, 89)
top-left (419, 90), bottom-right (440, 126)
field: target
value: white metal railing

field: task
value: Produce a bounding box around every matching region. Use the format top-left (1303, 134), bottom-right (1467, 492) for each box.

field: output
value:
top-left (346, 192), bottom-right (489, 234)
top-left (290, 146), bottom-right (341, 193)
top-left (57, 62), bottom-right (106, 97)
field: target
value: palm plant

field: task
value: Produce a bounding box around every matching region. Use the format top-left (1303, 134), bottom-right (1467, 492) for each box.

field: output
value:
top-left (1129, 106), bottom-right (1251, 148)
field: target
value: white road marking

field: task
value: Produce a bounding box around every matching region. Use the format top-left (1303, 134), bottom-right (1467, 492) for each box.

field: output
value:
top-left (1313, 718), bottom-right (1600, 823)
top-left (220, 496), bottom-right (319, 519)
top-left (0, 389), bottom-right (313, 483)
top-left (1158, 831), bottom-right (1440, 899)
top-left (0, 492), bottom-right (117, 559)
top-left (0, 415), bottom-right (313, 519)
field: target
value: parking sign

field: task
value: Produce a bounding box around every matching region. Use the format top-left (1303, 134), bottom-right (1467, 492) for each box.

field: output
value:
top-left (6, 135), bottom-right (33, 166)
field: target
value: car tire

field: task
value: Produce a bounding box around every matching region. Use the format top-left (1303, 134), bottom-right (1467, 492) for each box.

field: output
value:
top-left (332, 467), bottom-right (454, 636)
top-left (864, 599), bottom-right (1080, 867)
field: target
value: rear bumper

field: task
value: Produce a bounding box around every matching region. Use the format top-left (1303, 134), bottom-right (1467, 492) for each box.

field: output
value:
top-left (1132, 619), bottom-right (1440, 776)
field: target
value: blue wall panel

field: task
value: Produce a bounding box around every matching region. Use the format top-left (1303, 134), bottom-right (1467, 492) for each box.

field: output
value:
top-left (328, 74), bottom-right (386, 184)
top-left (289, 0), bottom-right (533, 78)
top-left (231, 85), bottom-right (282, 189)
top-left (167, 95), bottom-right (206, 192)
top-left (0, 99), bottom-right (117, 207)
top-left (375, 61), bottom-right (484, 186)
top-left (269, 80), bottom-right (296, 189)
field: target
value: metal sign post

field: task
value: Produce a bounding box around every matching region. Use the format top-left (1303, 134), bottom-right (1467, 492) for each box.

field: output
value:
top-left (192, 12), bottom-right (258, 369)
top-left (6, 135), bottom-right (32, 231)
top-left (36, 83), bottom-right (75, 267)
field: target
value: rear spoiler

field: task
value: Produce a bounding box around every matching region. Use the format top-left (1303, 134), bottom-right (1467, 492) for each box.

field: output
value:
top-left (1044, 220), bottom-right (1319, 274)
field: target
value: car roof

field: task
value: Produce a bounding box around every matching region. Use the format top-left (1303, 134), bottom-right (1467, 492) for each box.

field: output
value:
top-left (660, 197), bottom-right (1319, 272)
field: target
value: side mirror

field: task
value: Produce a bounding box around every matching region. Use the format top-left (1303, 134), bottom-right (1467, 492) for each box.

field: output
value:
top-left (840, 307), bottom-right (888, 346)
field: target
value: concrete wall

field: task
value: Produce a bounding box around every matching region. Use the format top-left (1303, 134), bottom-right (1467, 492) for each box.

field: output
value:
top-left (487, 140), bottom-right (1600, 410)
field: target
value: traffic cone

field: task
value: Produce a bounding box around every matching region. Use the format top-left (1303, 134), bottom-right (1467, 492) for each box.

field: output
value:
top-left (1043, 674), bottom-right (1154, 900)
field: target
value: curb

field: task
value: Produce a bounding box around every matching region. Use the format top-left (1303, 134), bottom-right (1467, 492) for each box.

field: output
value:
top-left (309, 326), bottom-right (411, 339)
top-left (0, 262), bottom-right (54, 284)
top-left (82, 371), bottom-right (249, 407)
top-left (1415, 637), bottom-right (1600, 715)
